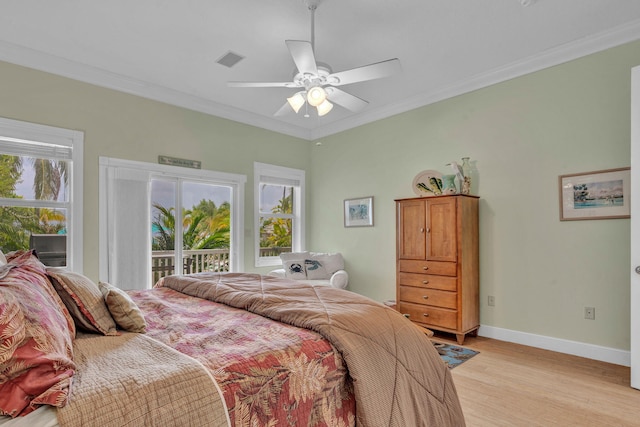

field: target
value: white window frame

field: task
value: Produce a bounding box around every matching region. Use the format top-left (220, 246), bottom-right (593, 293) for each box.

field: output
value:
top-left (0, 117), bottom-right (83, 272)
top-left (254, 162), bottom-right (305, 267)
top-left (99, 157), bottom-right (245, 287)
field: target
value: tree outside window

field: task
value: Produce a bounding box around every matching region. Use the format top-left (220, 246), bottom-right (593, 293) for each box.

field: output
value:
top-left (0, 154), bottom-right (68, 253)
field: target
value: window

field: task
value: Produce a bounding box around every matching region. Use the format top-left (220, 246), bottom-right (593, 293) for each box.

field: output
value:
top-left (254, 162), bottom-right (305, 267)
top-left (0, 117), bottom-right (83, 271)
top-left (99, 157), bottom-right (245, 289)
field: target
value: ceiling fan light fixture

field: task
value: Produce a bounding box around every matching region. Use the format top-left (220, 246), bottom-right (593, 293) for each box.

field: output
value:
top-left (287, 92), bottom-right (306, 113)
top-left (307, 86), bottom-right (327, 107)
top-left (316, 99), bottom-right (333, 116)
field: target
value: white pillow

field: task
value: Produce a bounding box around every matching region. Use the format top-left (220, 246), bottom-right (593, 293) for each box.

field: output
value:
top-left (280, 251), bottom-right (309, 263)
top-left (283, 260), bottom-right (307, 280)
top-left (0, 250), bottom-right (6, 266)
top-left (309, 252), bottom-right (344, 274)
top-left (305, 258), bottom-right (329, 280)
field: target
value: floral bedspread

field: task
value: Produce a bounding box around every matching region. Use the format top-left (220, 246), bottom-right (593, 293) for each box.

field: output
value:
top-left (128, 287), bottom-right (355, 427)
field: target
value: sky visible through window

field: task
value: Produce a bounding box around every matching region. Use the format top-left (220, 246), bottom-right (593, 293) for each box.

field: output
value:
top-left (151, 180), bottom-right (231, 210)
top-left (13, 160), bottom-right (67, 202)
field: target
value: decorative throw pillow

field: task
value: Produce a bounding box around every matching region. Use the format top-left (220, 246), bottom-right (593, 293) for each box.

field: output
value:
top-left (279, 251), bottom-right (309, 263)
top-left (0, 251), bottom-right (75, 417)
top-left (305, 258), bottom-right (329, 280)
top-left (280, 252), bottom-right (309, 280)
top-left (98, 281), bottom-right (147, 333)
top-left (283, 260), bottom-right (307, 280)
top-left (310, 252), bottom-right (344, 274)
top-left (47, 270), bottom-right (118, 336)
top-left (2, 251), bottom-right (75, 335)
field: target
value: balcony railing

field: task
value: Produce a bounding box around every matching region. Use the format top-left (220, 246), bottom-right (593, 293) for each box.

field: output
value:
top-left (151, 249), bottom-right (230, 285)
top-left (151, 247), bottom-right (290, 285)
top-left (258, 246), bottom-right (291, 257)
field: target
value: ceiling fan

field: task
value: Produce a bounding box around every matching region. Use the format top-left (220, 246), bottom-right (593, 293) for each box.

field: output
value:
top-left (228, 0), bottom-right (401, 118)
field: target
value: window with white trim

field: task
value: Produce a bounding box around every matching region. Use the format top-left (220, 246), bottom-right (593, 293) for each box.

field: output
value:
top-left (0, 117), bottom-right (83, 271)
top-left (254, 162), bottom-right (305, 267)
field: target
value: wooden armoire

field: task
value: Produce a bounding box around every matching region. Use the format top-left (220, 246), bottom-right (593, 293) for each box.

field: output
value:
top-left (395, 194), bottom-right (479, 344)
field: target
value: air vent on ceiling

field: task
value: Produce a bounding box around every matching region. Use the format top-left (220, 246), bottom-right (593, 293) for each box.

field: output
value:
top-left (216, 51), bottom-right (245, 68)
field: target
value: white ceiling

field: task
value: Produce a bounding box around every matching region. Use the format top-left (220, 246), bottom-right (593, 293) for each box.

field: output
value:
top-left (1, 0), bottom-right (640, 140)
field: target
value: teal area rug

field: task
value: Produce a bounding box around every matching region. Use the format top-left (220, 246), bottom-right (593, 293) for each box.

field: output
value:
top-left (433, 342), bottom-right (479, 369)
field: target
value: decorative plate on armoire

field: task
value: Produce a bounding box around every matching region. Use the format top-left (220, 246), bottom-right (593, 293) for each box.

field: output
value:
top-left (412, 170), bottom-right (443, 196)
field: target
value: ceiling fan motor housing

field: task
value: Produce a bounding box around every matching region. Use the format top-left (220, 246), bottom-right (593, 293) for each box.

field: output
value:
top-left (292, 64), bottom-right (338, 91)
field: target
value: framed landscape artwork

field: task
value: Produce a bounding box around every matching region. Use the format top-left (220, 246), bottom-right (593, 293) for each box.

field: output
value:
top-left (559, 167), bottom-right (630, 221)
top-left (344, 197), bottom-right (374, 227)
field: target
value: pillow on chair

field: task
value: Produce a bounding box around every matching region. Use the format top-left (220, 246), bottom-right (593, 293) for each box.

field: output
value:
top-left (305, 258), bottom-right (328, 280)
top-left (279, 252), bottom-right (345, 282)
top-left (313, 252), bottom-right (344, 273)
top-left (280, 252), bottom-right (309, 280)
top-left (282, 260), bottom-right (307, 280)
top-left (305, 253), bottom-right (344, 280)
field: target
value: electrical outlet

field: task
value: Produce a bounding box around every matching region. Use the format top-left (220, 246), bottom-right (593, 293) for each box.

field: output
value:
top-left (585, 307), bottom-right (595, 320)
top-left (488, 295), bottom-right (495, 307)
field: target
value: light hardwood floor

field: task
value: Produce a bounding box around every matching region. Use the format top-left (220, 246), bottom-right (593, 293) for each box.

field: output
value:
top-left (433, 333), bottom-right (640, 426)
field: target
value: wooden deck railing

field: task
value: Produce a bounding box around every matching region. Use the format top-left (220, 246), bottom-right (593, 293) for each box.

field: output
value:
top-left (258, 247), bottom-right (291, 257)
top-left (151, 249), bottom-right (230, 285)
top-left (151, 247), bottom-right (291, 286)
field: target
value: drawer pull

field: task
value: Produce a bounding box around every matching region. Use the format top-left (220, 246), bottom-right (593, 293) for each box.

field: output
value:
top-left (423, 313), bottom-right (430, 317)
top-left (422, 280), bottom-right (429, 284)
top-left (422, 295), bottom-right (429, 300)
top-left (420, 228), bottom-right (425, 233)
top-left (422, 266), bottom-right (429, 271)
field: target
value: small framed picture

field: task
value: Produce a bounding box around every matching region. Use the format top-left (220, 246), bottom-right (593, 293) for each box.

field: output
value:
top-left (344, 197), bottom-right (374, 227)
top-left (559, 167), bottom-right (630, 221)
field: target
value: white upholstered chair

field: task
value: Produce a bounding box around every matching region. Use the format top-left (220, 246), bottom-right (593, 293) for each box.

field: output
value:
top-left (267, 252), bottom-right (349, 289)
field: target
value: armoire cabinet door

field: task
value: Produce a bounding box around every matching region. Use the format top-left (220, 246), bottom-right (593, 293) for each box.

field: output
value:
top-left (425, 197), bottom-right (457, 262)
top-left (397, 198), bottom-right (426, 259)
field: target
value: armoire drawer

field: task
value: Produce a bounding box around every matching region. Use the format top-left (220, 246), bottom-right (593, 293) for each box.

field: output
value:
top-left (398, 286), bottom-right (457, 309)
top-left (398, 260), bottom-right (456, 276)
top-left (397, 272), bottom-right (457, 291)
top-left (398, 301), bottom-right (457, 330)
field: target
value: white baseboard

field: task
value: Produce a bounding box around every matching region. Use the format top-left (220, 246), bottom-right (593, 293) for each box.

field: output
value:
top-left (478, 325), bottom-right (630, 367)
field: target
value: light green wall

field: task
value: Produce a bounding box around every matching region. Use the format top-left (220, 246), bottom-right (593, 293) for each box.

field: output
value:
top-left (309, 40), bottom-right (640, 351)
top-left (0, 39), bottom-right (638, 352)
top-left (0, 61), bottom-right (311, 279)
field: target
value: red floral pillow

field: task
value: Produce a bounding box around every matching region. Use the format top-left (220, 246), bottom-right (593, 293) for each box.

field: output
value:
top-left (0, 250), bottom-right (76, 417)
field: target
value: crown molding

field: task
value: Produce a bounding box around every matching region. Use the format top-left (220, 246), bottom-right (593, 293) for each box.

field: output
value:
top-left (311, 18), bottom-right (640, 140)
top-left (1, 18), bottom-right (640, 142)
top-left (0, 40), bottom-right (314, 140)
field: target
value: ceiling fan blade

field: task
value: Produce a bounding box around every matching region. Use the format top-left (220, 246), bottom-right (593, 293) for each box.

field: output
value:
top-left (326, 87), bottom-right (369, 112)
top-left (328, 58), bottom-right (401, 86)
top-left (285, 40), bottom-right (318, 75)
top-left (274, 102), bottom-right (293, 116)
top-left (228, 81), bottom-right (295, 88)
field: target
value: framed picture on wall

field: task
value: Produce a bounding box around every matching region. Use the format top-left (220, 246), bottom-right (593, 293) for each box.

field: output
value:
top-left (344, 196), bottom-right (374, 227)
top-left (559, 167), bottom-right (630, 221)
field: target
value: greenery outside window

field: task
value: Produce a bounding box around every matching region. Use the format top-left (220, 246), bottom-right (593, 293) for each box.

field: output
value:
top-left (0, 117), bottom-right (83, 271)
top-left (254, 162), bottom-right (305, 267)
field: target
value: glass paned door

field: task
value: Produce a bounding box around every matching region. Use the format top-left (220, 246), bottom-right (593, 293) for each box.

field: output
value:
top-left (151, 179), bottom-right (177, 284)
top-left (151, 178), bottom-right (232, 285)
top-left (181, 181), bottom-right (231, 274)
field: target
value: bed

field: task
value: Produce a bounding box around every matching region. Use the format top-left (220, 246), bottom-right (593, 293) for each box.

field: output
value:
top-left (0, 250), bottom-right (465, 426)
